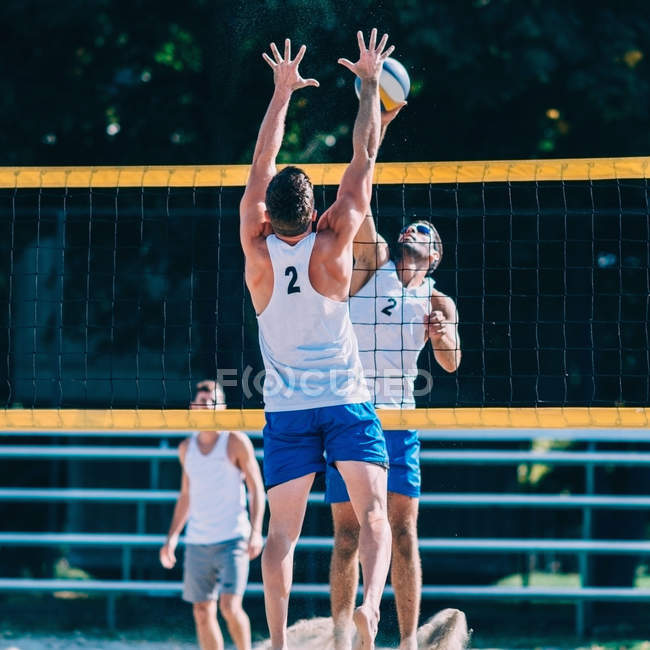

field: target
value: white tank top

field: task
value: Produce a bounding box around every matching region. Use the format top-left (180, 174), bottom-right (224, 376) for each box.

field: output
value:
top-left (350, 260), bottom-right (434, 408)
top-left (184, 432), bottom-right (251, 545)
top-left (257, 233), bottom-right (370, 412)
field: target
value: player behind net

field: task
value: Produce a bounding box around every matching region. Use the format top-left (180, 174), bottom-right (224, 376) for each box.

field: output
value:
top-left (326, 103), bottom-right (461, 650)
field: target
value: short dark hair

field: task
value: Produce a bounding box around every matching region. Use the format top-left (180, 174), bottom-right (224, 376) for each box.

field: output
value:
top-left (265, 166), bottom-right (314, 236)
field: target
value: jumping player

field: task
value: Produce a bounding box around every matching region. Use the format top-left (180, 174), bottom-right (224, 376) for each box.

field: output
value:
top-left (327, 106), bottom-right (461, 650)
top-left (239, 30), bottom-right (395, 650)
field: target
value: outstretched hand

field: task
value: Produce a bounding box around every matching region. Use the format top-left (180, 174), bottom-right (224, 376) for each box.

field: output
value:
top-left (338, 28), bottom-right (395, 82)
top-left (262, 38), bottom-right (319, 92)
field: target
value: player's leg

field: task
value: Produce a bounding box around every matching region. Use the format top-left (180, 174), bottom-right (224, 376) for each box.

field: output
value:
top-left (219, 594), bottom-right (251, 650)
top-left (385, 429), bottom-right (422, 650)
top-left (183, 544), bottom-right (223, 650)
top-left (388, 492), bottom-right (420, 650)
top-left (261, 410), bottom-right (325, 650)
top-left (336, 459), bottom-right (391, 649)
top-left (192, 601), bottom-right (224, 650)
top-left (329, 496), bottom-right (361, 650)
top-left (324, 403), bottom-right (391, 649)
top-left (218, 538), bottom-right (252, 650)
top-left (262, 473), bottom-right (316, 650)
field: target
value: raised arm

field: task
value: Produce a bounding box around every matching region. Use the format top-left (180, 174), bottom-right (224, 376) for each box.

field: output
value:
top-left (317, 29), bottom-right (394, 245)
top-left (350, 104), bottom-right (406, 295)
top-left (239, 39), bottom-right (319, 256)
top-left (350, 215), bottom-right (389, 295)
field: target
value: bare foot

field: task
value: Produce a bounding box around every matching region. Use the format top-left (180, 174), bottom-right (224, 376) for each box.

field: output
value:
top-left (352, 604), bottom-right (378, 649)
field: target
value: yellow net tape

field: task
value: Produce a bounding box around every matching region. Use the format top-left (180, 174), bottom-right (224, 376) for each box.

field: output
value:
top-left (2, 156), bottom-right (649, 431)
top-left (0, 156), bottom-right (649, 188)
top-left (0, 408), bottom-right (648, 431)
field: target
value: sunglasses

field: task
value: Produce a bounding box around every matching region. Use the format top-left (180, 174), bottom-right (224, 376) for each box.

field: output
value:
top-left (400, 224), bottom-right (432, 236)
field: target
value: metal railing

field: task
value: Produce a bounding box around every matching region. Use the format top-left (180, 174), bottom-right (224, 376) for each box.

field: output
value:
top-left (2, 428), bottom-right (650, 636)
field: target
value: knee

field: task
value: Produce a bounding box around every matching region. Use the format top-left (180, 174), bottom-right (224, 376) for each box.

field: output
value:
top-left (219, 596), bottom-right (244, 622)
top-left (192, 601), bottom-right (215, 626)
top-left (391, 523), bottom-right (418, 559)
top-left (360, 494), bottom-right (389, 527)
top-left (262, 529), bottom-right (293, 562)
top-left (266, 525), bottom-right (300, 551)
top-left (334, 525), bottom-right (360, 559)
top-left (361, 506), bottom-right (390, 535)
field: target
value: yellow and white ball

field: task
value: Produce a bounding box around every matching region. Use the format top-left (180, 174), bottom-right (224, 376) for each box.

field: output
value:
top-left (355, 56), bottom-right (411, 111)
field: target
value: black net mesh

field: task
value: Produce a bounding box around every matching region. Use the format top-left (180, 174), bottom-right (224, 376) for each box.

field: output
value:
top-left (1, 176), bottom-right (648, 410)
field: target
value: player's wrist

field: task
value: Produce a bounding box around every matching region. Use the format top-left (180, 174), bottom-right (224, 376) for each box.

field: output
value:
top-left (358, 76), bottom-right (379, 88)
top-left (272, 85), bottom-right (293, 102)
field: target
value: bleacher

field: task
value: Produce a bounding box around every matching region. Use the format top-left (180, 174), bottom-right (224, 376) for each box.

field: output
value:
top-left (3, 428), bottom-right (650, 636)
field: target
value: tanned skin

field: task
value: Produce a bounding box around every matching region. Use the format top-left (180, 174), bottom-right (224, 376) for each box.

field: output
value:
top-left (330, 106), bottom-right (461, 650)
top-left (160, 389), bottom-right (265, 650)
top-left (240, 30), bottom-right (396, 650)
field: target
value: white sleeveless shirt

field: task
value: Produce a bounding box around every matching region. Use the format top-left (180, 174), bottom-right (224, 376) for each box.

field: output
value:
top-left (184, 432), bottom-right (251, 545)
top-left (349, 260), bottom-right (434, 408)
top-left (257, 233), bottom-right (370, 412)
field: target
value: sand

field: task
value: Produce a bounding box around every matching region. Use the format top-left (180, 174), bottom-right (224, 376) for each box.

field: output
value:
top-left (0, 610), bottom-right (470, 649)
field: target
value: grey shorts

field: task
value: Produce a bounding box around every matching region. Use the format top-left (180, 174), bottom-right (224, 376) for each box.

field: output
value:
top-left (182, 537), bottom-right (249, 603)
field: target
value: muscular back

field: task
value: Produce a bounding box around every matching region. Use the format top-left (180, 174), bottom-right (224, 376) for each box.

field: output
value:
top-left (245, 201), bottom-right (362, 314)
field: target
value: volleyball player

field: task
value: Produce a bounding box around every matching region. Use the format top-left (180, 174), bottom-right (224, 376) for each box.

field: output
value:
top-left (327, 106), bottom-right (461, 650)
top-left (239, 30), bottom-right (394, 650)
top-left (159, 380), bottom-right (265, 650)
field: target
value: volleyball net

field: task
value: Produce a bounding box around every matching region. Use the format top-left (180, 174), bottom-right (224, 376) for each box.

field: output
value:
top-left (0, 158), bottom-right (648, 430)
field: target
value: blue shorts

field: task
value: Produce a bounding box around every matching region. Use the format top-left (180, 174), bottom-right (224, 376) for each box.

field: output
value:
top-left (262, 402), bottom-right (388, 488)
top-left (325, 429), bottom-right (420, 502)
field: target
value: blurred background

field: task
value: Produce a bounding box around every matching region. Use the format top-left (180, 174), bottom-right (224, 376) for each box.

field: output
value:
top-left (1, 0), bottom-right (649, 166)
top-left (1, 1), bottom-right (650, 646)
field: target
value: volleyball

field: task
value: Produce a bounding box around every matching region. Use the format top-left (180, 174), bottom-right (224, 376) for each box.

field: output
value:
top-left (354, 56), bottom-right (410, 111)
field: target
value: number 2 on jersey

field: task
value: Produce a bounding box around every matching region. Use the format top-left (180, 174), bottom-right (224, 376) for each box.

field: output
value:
top-left (285, 266), bottom-right (301, 294)
top-left (381, 297), bottom-right (397, 316)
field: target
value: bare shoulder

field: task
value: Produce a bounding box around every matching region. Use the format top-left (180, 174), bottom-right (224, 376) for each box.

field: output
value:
top-left (312, 228), bottom-right (350, 271)
top-left (316, 194), bottom-right (364, 241)
top-left (312, 226), bottom-right (337, 254)
top-left (239, 195), bottom-right (273, 253)
top-left (312, 228), bottom-right (352, 291)
top-left (227, 430), bottom-right (254, 457)
top-left (177, 437), bottom-right (191, 464)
